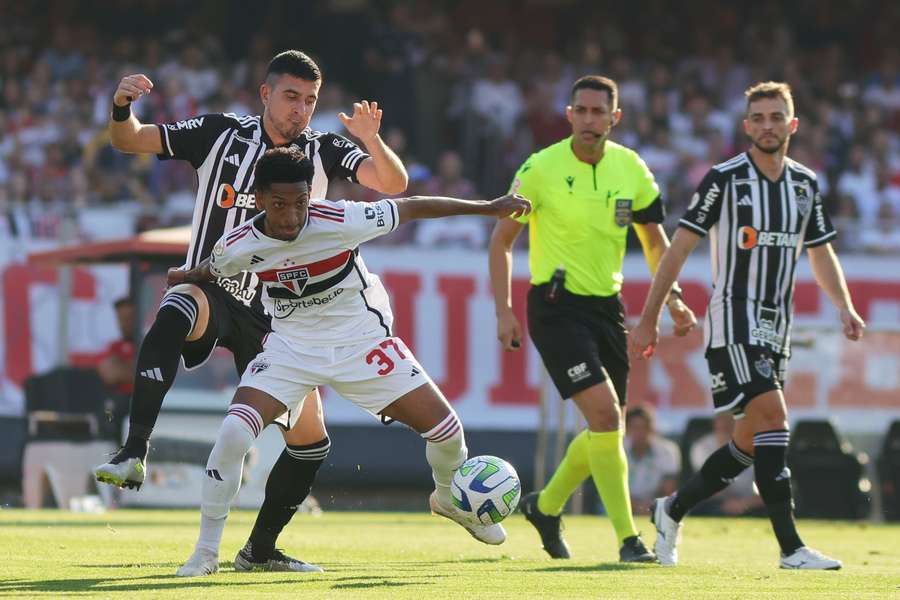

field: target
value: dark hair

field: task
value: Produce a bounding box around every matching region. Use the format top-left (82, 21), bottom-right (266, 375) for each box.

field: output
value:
top-left (253, 147), bottom-right (314, 192)
top-left (570, 75), bottom-right (618, 108)
top-left (625, 404), bottom-right (656, 429)
top-left (745, 81), bottom-right (794, 117)
top-left (266, 50), bottom-right (321, 83)
top-left (113, 297), bottom-right (133, 309)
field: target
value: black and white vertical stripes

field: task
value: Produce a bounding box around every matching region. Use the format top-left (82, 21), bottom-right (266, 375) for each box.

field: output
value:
top-left (679, 153), bottom-right (836, 357)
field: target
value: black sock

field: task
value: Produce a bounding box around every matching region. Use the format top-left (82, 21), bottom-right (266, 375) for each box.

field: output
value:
top-left (125, 293), bottom-right (198, 451)
top-left (669, 441), bottom-right (753, 522)
top-left (249, 437), bottom-right (331, 558)
top-left (754, 429), bottom-right (804, 555)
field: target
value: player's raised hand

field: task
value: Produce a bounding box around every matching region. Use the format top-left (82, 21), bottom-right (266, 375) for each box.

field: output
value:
top-left (667, 298), bottom-right (698, 337)
top-left (339, 100), bottom-right (382, 143)
top-left (486, 193), bottom-right (531, 220)
top-left (114, 74), bottom-right (154, 106)
top-left (840, 306), bottom-right (865, 341)
top-left (628, 318), bottom-right (659, 361)
top-left (496, 309), bottom-right (523, 352)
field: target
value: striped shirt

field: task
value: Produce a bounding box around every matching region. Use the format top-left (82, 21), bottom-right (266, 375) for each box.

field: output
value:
top-left (156, 113), bottom-right (369, 306)
top-left (678, 152), bottom-right (836, 357)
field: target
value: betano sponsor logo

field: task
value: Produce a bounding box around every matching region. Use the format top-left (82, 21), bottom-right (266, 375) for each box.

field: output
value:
top-left (737, 226), bottom-right (800, 250)
top-left (216, 183), bottom-right (255, 209)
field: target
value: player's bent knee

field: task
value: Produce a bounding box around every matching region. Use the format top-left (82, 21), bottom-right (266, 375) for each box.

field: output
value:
top-left (166, 283), bottom-right (210, 341)
top-left (573, 385), bottom-right (621, 432)
top-left (381, 381), bottom-right (451, 434)
top-left (232, 387), bottom-right (287, 427)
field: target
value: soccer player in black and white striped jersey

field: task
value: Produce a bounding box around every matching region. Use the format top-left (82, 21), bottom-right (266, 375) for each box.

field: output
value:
top-left (93, 50), bottom-right (409, 572)
top-left (629, 82), bottom-right (865, 570)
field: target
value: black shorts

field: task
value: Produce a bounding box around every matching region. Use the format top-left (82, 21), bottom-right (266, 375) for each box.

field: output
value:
top-left (526, 284), bottom-right (628, 403)
top-left (181, 281), bottom-right (271, 376)
top-left (706, 344), bottom-right (788, 418)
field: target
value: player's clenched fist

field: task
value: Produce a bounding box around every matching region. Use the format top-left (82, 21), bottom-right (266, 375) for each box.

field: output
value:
top-left (114, 73), bottom-right (154, 107)
top-left (487, 193), bottom-right (531, 220)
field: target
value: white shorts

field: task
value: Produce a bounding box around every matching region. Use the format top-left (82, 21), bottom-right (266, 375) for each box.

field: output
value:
top-left (239, 333), bottom-right (432, 428)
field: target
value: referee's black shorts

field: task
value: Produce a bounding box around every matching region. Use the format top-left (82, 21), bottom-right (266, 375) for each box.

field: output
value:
top-left (181, 281), bottom-right (272, 376)
top-left (526, 284), bottom-right (628, 404)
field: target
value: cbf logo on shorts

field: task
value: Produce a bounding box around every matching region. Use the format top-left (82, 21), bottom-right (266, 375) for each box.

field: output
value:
top-left (567, 362), bottom-right (591, 383)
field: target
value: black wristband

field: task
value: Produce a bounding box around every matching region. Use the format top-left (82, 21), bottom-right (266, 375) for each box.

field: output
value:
top-left (668, 285), bottom-right (684, 303)
top-left (112, 102), bottom-right (132, 122)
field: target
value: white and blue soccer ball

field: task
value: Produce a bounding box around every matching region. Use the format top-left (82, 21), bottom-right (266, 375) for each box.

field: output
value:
top-left (451, 455), bottom-right (521, 525)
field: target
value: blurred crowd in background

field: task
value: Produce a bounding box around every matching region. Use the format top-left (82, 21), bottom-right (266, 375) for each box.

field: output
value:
top-left (1, 0), bottom-right (899, 255)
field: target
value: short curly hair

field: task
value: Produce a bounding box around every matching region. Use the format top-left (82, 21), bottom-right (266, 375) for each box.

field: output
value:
top-left (253, 146), bottom-right (314, 193)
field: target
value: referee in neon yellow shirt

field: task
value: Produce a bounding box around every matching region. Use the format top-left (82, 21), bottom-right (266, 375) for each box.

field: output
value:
top-left (489, 75), bottom-right (697, 562)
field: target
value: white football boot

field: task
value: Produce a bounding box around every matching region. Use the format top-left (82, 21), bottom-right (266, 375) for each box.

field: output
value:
top-left (429, 491), bottom-right (506, 545)
top-left (651, 496), bottom-right (682, 566)
top-left (780, 546), bottom-right (842, 570)
top-left (94, 447), bottom-right (146, 490)
top-left (175, 549), bottom-right (219, 577)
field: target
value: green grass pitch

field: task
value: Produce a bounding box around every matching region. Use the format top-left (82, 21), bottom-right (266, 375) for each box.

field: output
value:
top-left (1, 509), bottom-right (898, 599)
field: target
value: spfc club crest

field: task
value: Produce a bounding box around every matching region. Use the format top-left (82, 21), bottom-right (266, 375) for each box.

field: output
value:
top-left (793, 182), bottom-right (812, 217)
top-left (614, 199), bottom-right (633, 227)
top-left (275, 267), bottom-right (310, 296)
top-left (250, 358), bottom-right (270, 375)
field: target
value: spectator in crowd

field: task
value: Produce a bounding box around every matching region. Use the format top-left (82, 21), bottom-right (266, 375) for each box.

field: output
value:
top-left (837, 144), bottom-right (880, 226)
top-left (624, 405), bottom-right (681, 515)
top-left (0, 1), bottom-right (898, 253)
top-left (95, 297), bottom-right (137, 438)
top-left (690, 413), bottom-right (764, 517)
top-left (415, 150), bottom-right (485, 248)
top-left (96, 296), bottom-right (136, 398)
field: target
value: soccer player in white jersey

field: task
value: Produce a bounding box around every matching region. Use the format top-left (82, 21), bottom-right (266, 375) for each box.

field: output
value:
top-left (94, 50), bottom-right (408, 571)
top-left (628, 82), bottom-right (865, 570)
top-left (168, 146), bottom-right (531, 576)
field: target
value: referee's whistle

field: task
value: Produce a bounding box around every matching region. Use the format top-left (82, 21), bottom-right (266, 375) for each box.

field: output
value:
top-left (511, 339), bottom-right (521, 349)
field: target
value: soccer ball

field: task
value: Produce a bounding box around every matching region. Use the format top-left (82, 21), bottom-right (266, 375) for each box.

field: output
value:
top-left (451, 455), bottom-right (521, 525)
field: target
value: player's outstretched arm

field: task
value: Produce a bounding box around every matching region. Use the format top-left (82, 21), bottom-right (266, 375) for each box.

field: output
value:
top-left (109, 73), bottom-right (163, 155)
top-left (394, 193), bottom-right (531, 224)
top-left (489, 218), bottom-right (526, 351)
top-left (807, 243), bottom-right (865, 341)
top-left (628, 228), bottom-right (702, 360)
top-left (340, 100), bottom-right (408, 194)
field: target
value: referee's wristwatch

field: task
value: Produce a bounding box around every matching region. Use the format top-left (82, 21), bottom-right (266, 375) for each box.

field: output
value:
top-left (667, 284), bottom-right (684, 305)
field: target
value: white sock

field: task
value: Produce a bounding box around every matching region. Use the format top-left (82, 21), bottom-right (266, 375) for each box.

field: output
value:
top-left (196, 514), bottom-right (226, 555)
top-left (196, 404), bottom-right (263, 554)
top-left (421, 411), bottom-right (467, 506)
